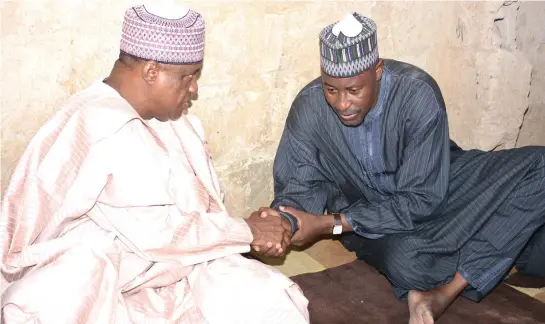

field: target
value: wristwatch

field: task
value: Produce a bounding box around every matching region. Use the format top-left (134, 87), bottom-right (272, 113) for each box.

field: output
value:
top-left (332, 213), bottom-right (343, 235)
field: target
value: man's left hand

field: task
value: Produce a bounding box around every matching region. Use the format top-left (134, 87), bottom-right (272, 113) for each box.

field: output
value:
top-left (279, 206), bottom-right (329, 247)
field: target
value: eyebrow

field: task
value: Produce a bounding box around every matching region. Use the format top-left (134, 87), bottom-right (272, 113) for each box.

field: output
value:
top-left (180, 67), bottom-right (201, 77)
top-left (346, 85), bottom-right (362, 90)
top-left (189, 68), bottom-right (201, 76)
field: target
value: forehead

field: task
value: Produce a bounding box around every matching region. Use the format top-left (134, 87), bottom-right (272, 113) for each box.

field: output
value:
top-left (321, 69), bottom-right (374, 88)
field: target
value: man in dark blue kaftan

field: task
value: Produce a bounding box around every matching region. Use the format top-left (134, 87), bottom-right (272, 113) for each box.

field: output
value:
top-left (268, 12), bottom-right (545, 324)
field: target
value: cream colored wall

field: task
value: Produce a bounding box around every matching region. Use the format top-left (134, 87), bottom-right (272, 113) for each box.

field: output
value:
top-left (515, 1), bottom-right (545, 147)
top-left (1, 1), bottom-right (543, 218)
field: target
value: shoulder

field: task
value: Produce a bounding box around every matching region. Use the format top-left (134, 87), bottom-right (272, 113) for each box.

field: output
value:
top-left (74, 82), bottom-right (143, 143)
top-left (29, 82), bottom-right (140, 150)
top-left (285, 78), bottom-right (328, 135)
top-left (384, 59), bottom-right (447, 123)
top-left (32, 82), bottom-right (143, 170)
top-left (385, 59), bottom-right (446, 111)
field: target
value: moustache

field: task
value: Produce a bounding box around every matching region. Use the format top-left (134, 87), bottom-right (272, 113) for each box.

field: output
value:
top-left (337, 109), bottom-right (359, 116)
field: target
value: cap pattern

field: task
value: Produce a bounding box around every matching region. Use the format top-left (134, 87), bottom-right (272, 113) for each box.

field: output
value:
top-left (319, 13), bottom-right (379, 77)
top-left (120, 5), bottom-right (205, 64)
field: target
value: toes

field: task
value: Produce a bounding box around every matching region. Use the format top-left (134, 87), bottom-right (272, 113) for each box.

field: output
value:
top-left (422, 311), bottom-right (434, 324)
top-left (408, 315), bottom-right (423, 324)
top-left (409, 303), bottom-right (433, 324)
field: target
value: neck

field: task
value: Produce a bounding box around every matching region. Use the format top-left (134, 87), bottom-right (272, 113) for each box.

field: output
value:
top-left (104, 61), bottom-right (152, 119)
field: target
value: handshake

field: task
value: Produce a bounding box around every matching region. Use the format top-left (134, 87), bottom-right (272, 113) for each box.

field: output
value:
top-left (243, 207), bottom-right (301, 257)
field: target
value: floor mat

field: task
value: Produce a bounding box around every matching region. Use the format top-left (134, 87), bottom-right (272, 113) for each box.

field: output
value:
top-left (290, 260), bottom-right (545, 324)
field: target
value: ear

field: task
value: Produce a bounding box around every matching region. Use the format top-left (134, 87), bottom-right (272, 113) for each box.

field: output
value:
top-left (375, 59), bottom-right (384, 81)
top-left (142, 61), bottom-right (160, 84)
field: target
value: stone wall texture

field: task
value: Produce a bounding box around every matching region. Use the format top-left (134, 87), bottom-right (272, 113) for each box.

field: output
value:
top-left (515, 1), bottom-right (545, 147)
top-left (1, 0), bottom-right (544, 218)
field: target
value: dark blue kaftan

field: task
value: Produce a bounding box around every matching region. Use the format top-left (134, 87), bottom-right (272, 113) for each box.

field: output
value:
top-left (271, 59), bottom-right (545, 301)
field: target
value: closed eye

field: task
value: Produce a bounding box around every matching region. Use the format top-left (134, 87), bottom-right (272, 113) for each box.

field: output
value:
top-left (348, 88), bottom-right (362, 95)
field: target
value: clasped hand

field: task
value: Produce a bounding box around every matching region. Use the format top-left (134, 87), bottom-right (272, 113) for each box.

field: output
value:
top-left (244, 207), bottom-right (292, 257)
top-left (245, 206), bottom-right (328, 258)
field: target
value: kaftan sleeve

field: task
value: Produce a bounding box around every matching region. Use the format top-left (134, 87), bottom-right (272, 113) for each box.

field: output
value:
top-left (142, 211), bottom-right (253, 266)
top-left (1, 114), bottom-right (111, 285)
top-left (86, 117), bottom-right (255, 267)
top-left (270, 93), bottom-right (329, 216)
top-left (342, 84), bottom-right (451, 235)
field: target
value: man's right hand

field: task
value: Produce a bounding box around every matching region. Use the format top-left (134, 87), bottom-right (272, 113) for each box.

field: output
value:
top-left (244, 207), bottom-right (292, 257)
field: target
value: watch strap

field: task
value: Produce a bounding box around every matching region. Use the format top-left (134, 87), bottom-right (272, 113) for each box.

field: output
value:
top-left (278, 211), bottom-right (299, 234)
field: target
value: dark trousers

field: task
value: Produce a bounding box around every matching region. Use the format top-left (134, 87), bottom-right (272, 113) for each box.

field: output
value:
top-left (342, 149), bottom-right (545, 302)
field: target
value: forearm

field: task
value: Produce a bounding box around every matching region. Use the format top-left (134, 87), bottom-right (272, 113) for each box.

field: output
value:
top-left (154, 211), bottom-right (253, 266)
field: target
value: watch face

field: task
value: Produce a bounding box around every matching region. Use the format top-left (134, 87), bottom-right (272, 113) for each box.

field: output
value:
top-left (333, 226), bottom-right (342, 235)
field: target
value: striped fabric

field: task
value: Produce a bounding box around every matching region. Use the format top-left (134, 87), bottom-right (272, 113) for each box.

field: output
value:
top-left (319, 13), bottom-right (379, 77)
top-left (271, 59), bottom-right (545, 303)
top-left (1, 80), bottom-right (309, 323)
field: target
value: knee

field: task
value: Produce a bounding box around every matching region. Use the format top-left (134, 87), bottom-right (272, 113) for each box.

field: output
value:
top-left (4, 245), bottom-right (114, 294)
top-left (356, 238), bottom-right (421, 290)
top-left (213, 267), bottom-right (302, 306)
top-left (193, 256), bottom-right (309, 323)
top-left (2, 246), bottom-right (118, 323)
top-left (380, 247), bottom-right (422, 290)
top-left (358, 237), bottom-right (453, 292)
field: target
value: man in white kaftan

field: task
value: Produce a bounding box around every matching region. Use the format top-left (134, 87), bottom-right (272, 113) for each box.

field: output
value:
top-left (1, 3), bottom-right (309, 323)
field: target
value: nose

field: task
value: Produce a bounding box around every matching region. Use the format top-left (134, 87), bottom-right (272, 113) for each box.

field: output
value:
top-left (189, 78), bottom-right (198, 94)
top-left (336, 92), bottom-right (351, 112)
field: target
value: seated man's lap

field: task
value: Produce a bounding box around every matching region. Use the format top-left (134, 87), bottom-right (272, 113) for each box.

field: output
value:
top-left (2, 248), bottom-right (309, 323)
top-left (188, 254), bottom-right (309, 323)
top-left (2, 245), bottom-right (119, 323)
top-left (346, 233), bottom-right (458, 299)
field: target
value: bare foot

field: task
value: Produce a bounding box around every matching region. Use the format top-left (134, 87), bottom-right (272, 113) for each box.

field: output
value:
top-left (408, 272), bottom-right (469, 324)
top-left (408, 290), bottom-right (448, 324)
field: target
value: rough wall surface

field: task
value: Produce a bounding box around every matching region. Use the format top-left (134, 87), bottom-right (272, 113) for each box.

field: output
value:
top-left (515, 1), bottom-right (545, 147)
top-left (1, 1), bottom-right (542, 218)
